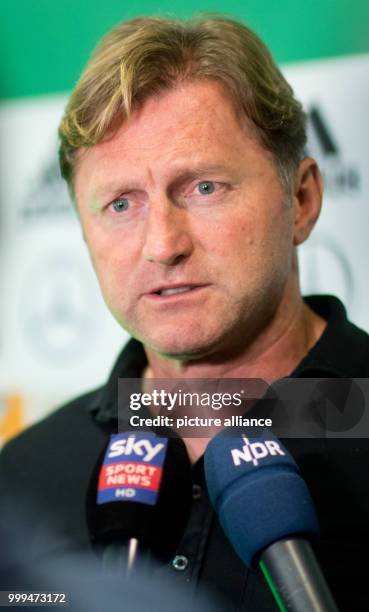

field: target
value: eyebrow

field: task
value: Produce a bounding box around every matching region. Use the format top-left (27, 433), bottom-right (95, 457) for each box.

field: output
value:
top-left (172, 164), bottom-right (231, 180)
top-left (92, 179), bottom-right (137, 199)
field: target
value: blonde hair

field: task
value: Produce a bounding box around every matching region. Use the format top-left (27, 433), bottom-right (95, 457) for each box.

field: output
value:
top-left (59, 15), bottom-right (306, 193)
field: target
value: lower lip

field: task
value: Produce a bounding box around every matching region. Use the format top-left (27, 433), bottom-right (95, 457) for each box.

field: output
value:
top-left (144, 286), bottom-right (209, 303)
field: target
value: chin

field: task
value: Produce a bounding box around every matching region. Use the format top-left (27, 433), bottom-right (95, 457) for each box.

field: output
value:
top-left (141, 330), bottom-right (219, 360)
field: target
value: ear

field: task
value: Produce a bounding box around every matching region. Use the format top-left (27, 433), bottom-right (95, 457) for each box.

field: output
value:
top-left (292, 157), bottom-right (323, 246)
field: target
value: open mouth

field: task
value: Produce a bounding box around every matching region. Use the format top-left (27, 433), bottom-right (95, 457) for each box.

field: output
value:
top-left (147, 284), bottom-right (208, 299)
top-left (155, 286), bottom-right (195, 296)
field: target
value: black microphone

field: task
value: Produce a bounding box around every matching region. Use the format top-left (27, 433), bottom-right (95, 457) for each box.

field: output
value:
top-left (86, 431), bottom-right (192, 573)
top-left (204, 428), bottom-right (338, 611)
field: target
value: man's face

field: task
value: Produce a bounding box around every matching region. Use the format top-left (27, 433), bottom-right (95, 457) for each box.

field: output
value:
top-left (74, 80), bottom-right (296, 358)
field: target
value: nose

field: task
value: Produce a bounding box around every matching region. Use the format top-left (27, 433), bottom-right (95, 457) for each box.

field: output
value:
top-left (142, 199), bottom-right (193, 266)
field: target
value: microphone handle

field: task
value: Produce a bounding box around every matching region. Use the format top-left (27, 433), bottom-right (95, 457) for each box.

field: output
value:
top-left (127, 537), bottom-right (139, 572)
top-left (102, 538), bottom-right (140, 576)
top-left (259, 538), bottom-right (339, 612)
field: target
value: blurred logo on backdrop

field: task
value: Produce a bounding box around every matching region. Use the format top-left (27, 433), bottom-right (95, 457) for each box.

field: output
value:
top-left (21, 252), bottom-right (98, 363)
top-left (12, 142), bottom-right (105, 363)
top-left (306, 105), bottom-right (361, 197)
top-left (18, 150), bottom-right (73, 224)
top-left (0, 394), bottom-right (25, 447)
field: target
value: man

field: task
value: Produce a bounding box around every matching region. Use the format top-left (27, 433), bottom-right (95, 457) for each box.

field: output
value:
top-left (1, 15), bottom-right (369, 611)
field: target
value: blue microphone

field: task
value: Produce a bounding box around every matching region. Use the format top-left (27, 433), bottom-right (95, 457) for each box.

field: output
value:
top-left (205, 428), bottom-right (338, 611)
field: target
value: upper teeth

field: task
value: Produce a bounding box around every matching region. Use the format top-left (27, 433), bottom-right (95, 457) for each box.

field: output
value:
top-left (159, 286), bottom-right (192, 296)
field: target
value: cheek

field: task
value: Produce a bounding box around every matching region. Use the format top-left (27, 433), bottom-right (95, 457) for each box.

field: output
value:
top-left (84, 222), bottom-right (137, 269)
top-left (208, 206), bottom-right (293, 280)
top-left (84, 234), bottom-right (131, 305)
top-left (205, 215), bottom-right (255, 260)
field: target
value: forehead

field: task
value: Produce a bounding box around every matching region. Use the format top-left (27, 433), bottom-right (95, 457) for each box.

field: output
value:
top-left (73, 80), bottom-right (266, 197)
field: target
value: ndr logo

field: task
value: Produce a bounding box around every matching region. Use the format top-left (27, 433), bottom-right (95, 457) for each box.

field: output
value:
top-left (231, 436), bottom-right (285, 467)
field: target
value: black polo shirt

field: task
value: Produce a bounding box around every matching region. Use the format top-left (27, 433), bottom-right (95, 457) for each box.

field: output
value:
top-left (1, 295), bottom-right (369, 611)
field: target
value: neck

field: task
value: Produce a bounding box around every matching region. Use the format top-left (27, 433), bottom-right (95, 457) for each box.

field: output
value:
top-left (144, 297), bottom-right (326, 382)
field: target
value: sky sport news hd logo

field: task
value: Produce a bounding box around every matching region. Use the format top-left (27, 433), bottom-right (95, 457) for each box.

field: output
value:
top-left (97, 432), bottom-right (168, 505)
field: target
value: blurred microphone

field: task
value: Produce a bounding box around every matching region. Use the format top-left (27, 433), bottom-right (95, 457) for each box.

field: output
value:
top-left (204, 428), bottom-right (338, 611)
top-left (86, 431), bottom-right (192, 573)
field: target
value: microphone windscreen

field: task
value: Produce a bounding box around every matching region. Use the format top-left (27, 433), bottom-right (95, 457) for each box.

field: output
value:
top-left (86, 431), bottom-right (192, 559)
top-left (204, 428), bottom-right (319, 567)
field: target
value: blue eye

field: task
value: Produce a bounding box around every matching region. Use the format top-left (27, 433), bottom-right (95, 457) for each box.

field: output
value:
top-left (111, 198), bottom-right (129, 212)
top-left (198, 181), bottom-right (215, 195)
